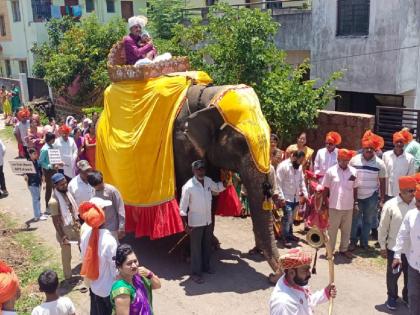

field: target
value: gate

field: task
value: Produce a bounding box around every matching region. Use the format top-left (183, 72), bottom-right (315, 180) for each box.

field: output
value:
top-left (375, 106), bottom-right (420, 151)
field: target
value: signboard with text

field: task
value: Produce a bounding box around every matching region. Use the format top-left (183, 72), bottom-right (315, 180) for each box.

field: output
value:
top-left (48, 149), bottom-right (62, 165)
top-left (8, 160), bottom-right (36, 174)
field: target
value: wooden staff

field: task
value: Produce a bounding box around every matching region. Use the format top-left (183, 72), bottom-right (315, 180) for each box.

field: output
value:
top-left (323, 230), bottom-right (335, 315)
top-left (168, 233), bottom-right (188, 254)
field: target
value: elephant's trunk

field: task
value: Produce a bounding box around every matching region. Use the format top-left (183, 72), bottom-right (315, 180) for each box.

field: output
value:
top-left (239, 156), bottom-right (281, 276)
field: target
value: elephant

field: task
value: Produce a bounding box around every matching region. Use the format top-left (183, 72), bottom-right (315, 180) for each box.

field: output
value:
top-left (173, 84), bottom-right (282, 282)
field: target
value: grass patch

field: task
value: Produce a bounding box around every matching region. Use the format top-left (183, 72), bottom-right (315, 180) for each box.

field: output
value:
top-left (0, 212), bottom-right (63, 315)
top-left (0, 125), bottom-right (15, 141)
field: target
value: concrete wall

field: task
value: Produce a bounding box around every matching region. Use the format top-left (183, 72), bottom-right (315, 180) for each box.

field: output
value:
top-left (311, 0), bottom-right (420, 103)
top-left (306, 110), bottom-right (375, 151)
top-left (273, 9), bottom-right (311, 51)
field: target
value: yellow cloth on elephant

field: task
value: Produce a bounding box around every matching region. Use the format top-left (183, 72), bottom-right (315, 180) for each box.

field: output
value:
top-left (96, 75), bottom-right (193, 206)
top-left (211, 85), bottom-right (270, 174)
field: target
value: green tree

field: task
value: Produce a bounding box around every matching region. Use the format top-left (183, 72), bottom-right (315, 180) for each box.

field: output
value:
top-left (165, 4), bottom-right (341, 142)
top-left (32, 15), bottom-right (126, 104)
top-left (145, 0), bottom-right (185, 40)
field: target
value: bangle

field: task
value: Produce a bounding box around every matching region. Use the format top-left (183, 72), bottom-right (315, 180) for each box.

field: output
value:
top-left (147, 271), bottom-right (154, 279)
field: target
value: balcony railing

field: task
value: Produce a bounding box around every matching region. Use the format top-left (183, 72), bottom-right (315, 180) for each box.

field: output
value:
top-left (182, 0), bottom-right (311, 19)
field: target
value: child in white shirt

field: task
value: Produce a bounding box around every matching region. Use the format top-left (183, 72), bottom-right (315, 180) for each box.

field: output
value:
top-left (31, 270), bottom-right (76, 315)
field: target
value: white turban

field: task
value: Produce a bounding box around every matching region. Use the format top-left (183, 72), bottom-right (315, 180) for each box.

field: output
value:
top-left (128, 15), bottom-right (148, 30)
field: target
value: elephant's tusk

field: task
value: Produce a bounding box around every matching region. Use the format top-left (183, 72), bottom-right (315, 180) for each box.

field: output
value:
top-left (220, 123), bottom-right (228, 130)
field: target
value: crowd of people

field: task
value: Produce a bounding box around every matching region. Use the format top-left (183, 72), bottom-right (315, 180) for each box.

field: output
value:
top-left (2, 97), bottom-right (420, 314)
top-left (267, 129), bottom-right (420, 315)
top-left (0, 106), bottom-right (163, 315)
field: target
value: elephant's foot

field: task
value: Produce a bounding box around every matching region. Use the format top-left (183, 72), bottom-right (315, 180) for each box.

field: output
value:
top-left (268, 271), bottom-right (282, 285)
top-left (248, 246), bottom-right (263, 256)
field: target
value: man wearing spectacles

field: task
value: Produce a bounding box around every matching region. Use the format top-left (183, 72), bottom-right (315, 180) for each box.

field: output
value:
top-left (378, 176), bottom-right (416, 310)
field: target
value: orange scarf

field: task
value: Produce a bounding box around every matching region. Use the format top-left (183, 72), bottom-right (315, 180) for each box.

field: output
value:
top-left (78, 202), bottom-right (105, 281)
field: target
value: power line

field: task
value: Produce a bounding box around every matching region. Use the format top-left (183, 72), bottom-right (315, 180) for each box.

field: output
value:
top-left (310, 44), bottom-right (420, 64)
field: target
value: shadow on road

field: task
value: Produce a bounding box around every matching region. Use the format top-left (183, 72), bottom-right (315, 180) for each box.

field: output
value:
top-left (124, 233), bottom-right (272, 296)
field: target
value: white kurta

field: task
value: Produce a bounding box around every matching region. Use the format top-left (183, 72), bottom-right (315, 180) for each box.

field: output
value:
top-left (382, 150), bottom-right (415, 197)
top-left (393, 208), bottom-right (420, 272)
top-left (53, 137), bottom-right (78, 178)
top-left (314, 147), bottom-right (338, 176)
top-left (270, 276), bottom-right (329, 315)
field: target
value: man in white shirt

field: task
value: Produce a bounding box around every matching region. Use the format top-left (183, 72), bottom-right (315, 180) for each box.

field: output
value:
top-left (314, 131), bottom-right (341, 177)
top-left (80, 197), bottom-right (118, 315)
top-left (392, 185), bottom-right (420, 315)
top-left (382, 131), bottom-right (415, 200)
top-left (378, 175), bottom-right (416, 310)
top-left (270, 248), bottom-right (336, 315)
top-left (277, 151), bottom-right (308, 248)
top-left (179, 160), bottom-right (226, 284)
top-left (54, 125), bottom-right (78, 181)
top-left (322, 149), bottom-right (358, 258)
top-left (68, 160), bottom-right (95, 207)
top-left (349, 131), bottom-right (387, 250)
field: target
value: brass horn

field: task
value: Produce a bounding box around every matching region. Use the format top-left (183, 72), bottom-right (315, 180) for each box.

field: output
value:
top-left (306, 226), bottom-right (325, 249)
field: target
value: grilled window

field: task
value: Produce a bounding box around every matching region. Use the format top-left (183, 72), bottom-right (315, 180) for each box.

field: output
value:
top-left (5, 60), bottom-right (11, 78)
top-left (86, 0), bottom-right (95, 12)
top-left (11, 1), bottom-right (21, 22)
top-left (31, 0), bottom-right (52, 22)
top-left (106, 0), bottom-right (115, 12)
top-left (19, 60), bottom-right (28, 74)
top-left (0, 16), bottom-right (6, 36)
top-left (337, 0), bottom-right (370, 36)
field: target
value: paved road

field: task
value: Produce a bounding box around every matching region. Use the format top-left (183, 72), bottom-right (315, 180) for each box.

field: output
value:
top-left (0, 124), bottom-right (409, 315)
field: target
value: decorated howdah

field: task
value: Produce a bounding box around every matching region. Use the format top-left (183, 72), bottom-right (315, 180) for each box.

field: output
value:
top-left (107, 40), bottom-right (190, 82)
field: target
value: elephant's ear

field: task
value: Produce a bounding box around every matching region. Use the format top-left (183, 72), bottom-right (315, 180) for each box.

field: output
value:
top-left (185, 107), bottom-right (224, 157)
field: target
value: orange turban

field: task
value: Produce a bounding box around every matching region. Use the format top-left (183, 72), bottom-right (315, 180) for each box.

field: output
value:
top-left (414, 173), bottom-right (420, 184)
top-left (393, 130), bottom-right (412, 145)
top-left (399, 176), bottom-right (417, 190)
top-left (325, 131), bottom-right (342, 145)
top-left (0, 260), bottom-right (19, 307)
top-left (58, 124), bottom-right (72, 135)
top-left (361, 130), bottom-right (384, 150)
top-left (78, 201), bottom-right (106, 281)
top-left (17, 108), bottom-right (30, 120)
top-left (280, 248), bottom-right (312, 270)
top-left (416, 184), bottom-right (420, 199)
top-left (338, 148), bottom-right (357, 161)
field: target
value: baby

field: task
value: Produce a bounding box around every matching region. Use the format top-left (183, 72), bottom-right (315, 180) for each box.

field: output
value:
top-left (138, 31), bottom-right (157, 61)
top-left (134, 31), bottom-right (172, 66)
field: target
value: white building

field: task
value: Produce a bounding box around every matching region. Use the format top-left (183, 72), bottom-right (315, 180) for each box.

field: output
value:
top-left (0, 0), bottom-right (147, 78)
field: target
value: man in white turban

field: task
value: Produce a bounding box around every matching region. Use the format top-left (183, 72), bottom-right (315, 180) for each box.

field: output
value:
top-left (124, 15), bottom-right (157, 65)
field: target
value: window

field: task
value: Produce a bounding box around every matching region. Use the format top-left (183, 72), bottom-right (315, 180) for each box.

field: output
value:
top-left (121, 1), bottom-right (133, 21)
top-left (31, 0), bottom-right (52, 22)
top-left (337, 0), bottom-right (370, 36)
top-left (5, 60), bottom-right (11, 78)
top-left (86, 0), bottom-right (95, 12)
top-left (106, 0), bottom-right (115, 12)
top-left (19, 60), bottom-right (28, 74)
top-left (11, 1), bottom-right (21, 22)
top-left (0, 16), bottom-right (6, 36)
